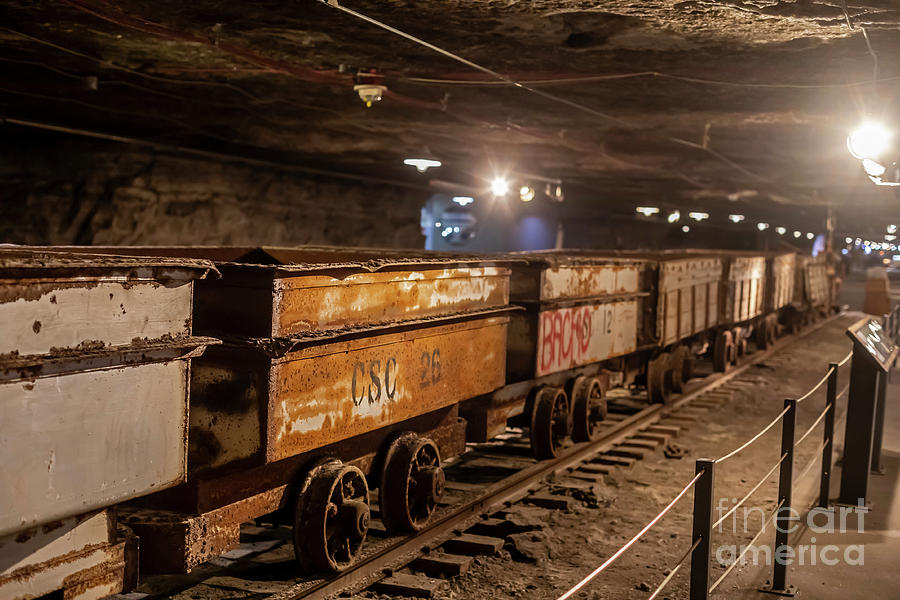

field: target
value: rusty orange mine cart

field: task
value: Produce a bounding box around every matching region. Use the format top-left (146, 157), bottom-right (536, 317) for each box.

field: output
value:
top-left (120, 247), bottom-right (513, 574)
top-left (0, 248), bottom-right (215, 600)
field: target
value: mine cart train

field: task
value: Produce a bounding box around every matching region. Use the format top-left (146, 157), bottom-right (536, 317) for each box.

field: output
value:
top-left (0, 246), bottom-right (833, 599)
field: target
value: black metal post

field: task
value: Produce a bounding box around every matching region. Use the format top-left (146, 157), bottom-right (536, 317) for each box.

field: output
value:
top-left (771, 399), bottom-right (796, 595)
top-left (871, 370), bottom-right (887, 473)
top-left (819, 364), bottom-right (838, 508)
top-left (689, 458), bottom-right (715, 600)
top-left (839, 348), bottom-right (880, 506)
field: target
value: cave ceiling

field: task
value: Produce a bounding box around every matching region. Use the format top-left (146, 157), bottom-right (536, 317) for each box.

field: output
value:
top-left (1, 0), bottom-right (899, 228)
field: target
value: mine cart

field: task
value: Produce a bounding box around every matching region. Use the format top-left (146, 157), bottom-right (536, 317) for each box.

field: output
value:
top-left (0, 248), bottom-right (215, 600)
top-left (794, 253), bottom-right (831, 322)
top-left (751, 251), bottom-right (796, 349)
top-left (115, 247), bottom-right (513, 575)
top-left (461, 252), bottom-right (657, 459)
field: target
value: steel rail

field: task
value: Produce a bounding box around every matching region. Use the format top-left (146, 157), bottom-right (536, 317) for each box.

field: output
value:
top-left (271, 313), bottom-right (846, 599)
top-left (709, 499), bottom-right (785, 593)
top-left (713, 453), bottom-right (786, 529)
top-left (647, 536), bottom-right (702, 600)
top-left (556, 470), bottom-right (704, 600)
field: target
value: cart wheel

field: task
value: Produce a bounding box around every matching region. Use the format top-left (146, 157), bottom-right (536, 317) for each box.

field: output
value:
top-left (530, 386), bottom-right (570, 460)
top-left (379, 433), bottom-right (444, 533)
top-left (293, 459), bottom-right (369, 573)
top-left (571, 376), bottom-right (607, 442)
top-left (712, 330), bottom-right (733, 372)
top-left (670, 346), bottom-right (690, 393)
top-left (647, 353), bottom-right (672, 404)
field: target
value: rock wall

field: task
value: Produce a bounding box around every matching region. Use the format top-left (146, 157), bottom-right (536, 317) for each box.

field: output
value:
top-left (0, 138), bottom-right (426, 248)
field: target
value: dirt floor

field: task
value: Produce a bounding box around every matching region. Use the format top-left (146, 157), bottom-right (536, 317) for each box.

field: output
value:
top-left (355, 313), bottom-right (859, 600)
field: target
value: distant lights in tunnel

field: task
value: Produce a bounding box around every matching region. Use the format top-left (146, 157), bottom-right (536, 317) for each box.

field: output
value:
top-left (776, 227), bottom-right (787, 235)
top-left (842, 248), bottom-right (849, 255)
top-left (806, 232), bottom-right (815, 240)
top-left (490, 177), bottom-right (509, 197)
top-left (452, 196), bottom-right (474, 206)
top-left (519, 186), bottom-right (535, 202)
top-left (636, 206), bottom-right (660, 216)
top-left (888, 224), bottom-right (898, 234)
top-left (404, 158), bottom-right (442, 172)
top-left (682, 225), bottom-right (690, 233)
top-left (689, 212), bottom-right (709, 221)
top-left (793, 231), bottom-right (802, 238)
top-left (667, 210), bottom-right (681, 223)
top-left (845, 237), bottom-right (853, 244)
top-left (757, 222), bottom-right (769, 231)
top-left (728, 214), bottom-right (745, 223)
top-left (886, 234), bottom-right (897, 242)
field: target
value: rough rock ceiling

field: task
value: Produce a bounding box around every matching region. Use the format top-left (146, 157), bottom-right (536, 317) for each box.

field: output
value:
top-left (1, 0), bottom-right (899, 226)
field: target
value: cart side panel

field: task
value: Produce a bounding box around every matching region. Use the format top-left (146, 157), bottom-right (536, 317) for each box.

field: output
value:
top-left (540, 263), bottom-right (641, 301)
top-left (0, 277), bottom-right (194, 356)
top-left (535, 300), bottom-right (638, 377)
top-left (727, 256), bottom-right (766, 323)
top-left (273, 267), bottom-right (510, 336)
top-left (658, 257), bottom-right (722, 344)
top-left (266, 316), bottom-right (508, 462)
top-left (771, 253), bottom-right (796, 311)
top-left (0, 361), bottom-right (189, 537)
top-left (805, 259), bottom-right (830, 307)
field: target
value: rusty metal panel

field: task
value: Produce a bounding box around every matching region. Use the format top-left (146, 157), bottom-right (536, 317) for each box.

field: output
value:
top-left (658, 256), bottom-right (723, 344)
top-left (0, 361), bottom-right (190, 537)
top-left (266, 315), bottom-right (508, 462)
top-left (539, 263), bottom-right (641, 301)
top-left (273, 266), bottom-right (510, 336)
top-left (770, 253), bottom-right (796, 311)
top-left (726, 256), bottom-right (766, 322)
top-left (0, 509), bottom-right (126, 600)
top-left (803, 256), bottom-right (829, 307)
top-left (534, 300), bottom-right (638, 377)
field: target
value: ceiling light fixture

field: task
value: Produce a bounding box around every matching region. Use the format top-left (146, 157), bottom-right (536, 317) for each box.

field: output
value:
top-left (806, 232), bottom-right (815, 240)
top-left (689, 212), bottom-right (709, 221)
top-left (636, 206), bottom-right (659, 216)
top-left (519, 186), bottom-right (535, 202)
top-left (776, 227), bottom-right (786, 235)
top-left (490, 177), bottom-right (509, 197)
top-left (728, 214), bottom-right (745, 223)
top-left (682, 225), bottom-right (690, 233)
top-left (793, 230), bottom-right (802, 238)
top-left (667, 210), bottom-right (681, 224)
top-left (404, 158), bottom-right (442, 173)
top-left (847, 122), bottom-right (892, 160)
top-left (452, 196), bottom-right (474, 206)
top-left (888, 224), bottom-right (897, 234)
top-left (757, 222), bottom-right (769, 231)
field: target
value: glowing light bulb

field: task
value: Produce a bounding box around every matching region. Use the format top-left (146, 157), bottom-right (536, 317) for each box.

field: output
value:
top-left (847, 122), bottom-right (892, 159)
top-left (636, 206), bottom-right (659, 216)
top-left (490, 177), bottom-right (509, 197)
top-left (729, 214), bottom-right (745, 223)
top-left (682, 225), bottom-right (690, 233)
top-left (452, 196), bottom-right (474, 206)
top-left (888, 224), bottom-right (897, 234)
top-left (793, 231), bottom-right (802, 238)
top-left (845, 237), bottom-right (853, 244)
top-left (519, 186), bottom-right (535, 202)
top-left (806, 232), bottom-right (815, 240)
top-left (757, 222), bottom-right (769, 231)
top-left (689, 212), bottom-right (709, 221)
top-left (776, 227), bottom-right (786, 235)
top-left (667, 210), bottom-right (681, 223)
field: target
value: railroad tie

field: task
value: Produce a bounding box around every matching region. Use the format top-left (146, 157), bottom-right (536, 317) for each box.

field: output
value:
top-left (443, 533), bottom-right (506, 555)
top-left (645, 424), bottom-right (681, 436)
top-left (410, 553), bottom-right (474, 578)
top-left (593, 454), bottom-right (637, 468)
top-left (372, 572), bottom-right (446, 598)
top-left (524, 493), bottom-right (573, 510)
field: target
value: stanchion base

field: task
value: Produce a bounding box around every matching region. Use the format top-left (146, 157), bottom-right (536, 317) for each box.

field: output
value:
top-left (759, 584), bottom-right (797, 597)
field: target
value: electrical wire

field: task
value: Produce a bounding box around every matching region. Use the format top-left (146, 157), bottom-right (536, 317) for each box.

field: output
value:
top-left (318, 0), bottom-right (780, 187)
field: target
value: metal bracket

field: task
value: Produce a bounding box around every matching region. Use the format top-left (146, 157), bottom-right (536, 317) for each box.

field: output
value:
top-left (759, 583), bottom-right (797, 597)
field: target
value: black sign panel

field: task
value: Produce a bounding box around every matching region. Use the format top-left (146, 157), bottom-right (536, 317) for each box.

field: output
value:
top-left (847, 318), bottom-right (900, 372)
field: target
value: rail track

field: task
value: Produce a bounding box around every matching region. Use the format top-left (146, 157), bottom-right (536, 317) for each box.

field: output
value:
top-left (130, 315), bottom-right (839, 600)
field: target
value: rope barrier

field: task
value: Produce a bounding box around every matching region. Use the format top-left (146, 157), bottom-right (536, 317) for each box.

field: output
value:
top-left (713, 453), bottom-right (786, 529)
top-left (795, 403), bottom-right (832, 447)
top-left (794, 440), bottom-right (828, 486)
top-left (708, 499), bottom-right (784, 593)
top-left (646, 536), bottom-right (702, 600)
top-left (794, 366), bottom-right (834, 403)
top-left (715, 405), bottom-right (790, 464)
top-left (836, 383), bottom-right (850, 401)
top-left (555, 470), bottom-right (704, 600)
top-left (837, 350), bottom-right (853, 367)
